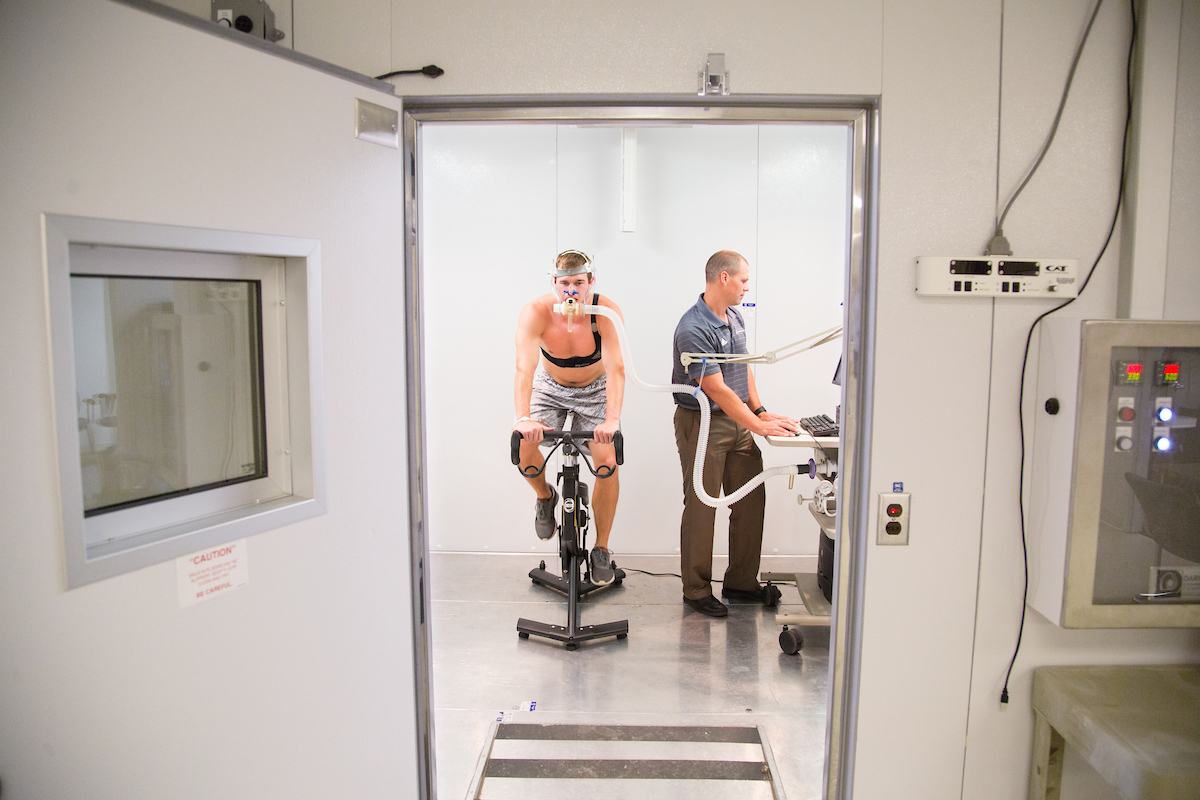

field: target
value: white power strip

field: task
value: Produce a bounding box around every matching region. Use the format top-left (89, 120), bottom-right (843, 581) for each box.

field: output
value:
top-left (916, 256), bottom-right (1080, 298)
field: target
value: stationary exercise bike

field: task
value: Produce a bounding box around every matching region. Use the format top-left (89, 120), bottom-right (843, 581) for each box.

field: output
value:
top-left (510, 416), bottom-right (629, 650)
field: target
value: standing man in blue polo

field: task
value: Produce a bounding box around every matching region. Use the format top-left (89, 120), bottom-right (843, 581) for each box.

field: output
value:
top-left (671, 250), bottom-right (800, 617)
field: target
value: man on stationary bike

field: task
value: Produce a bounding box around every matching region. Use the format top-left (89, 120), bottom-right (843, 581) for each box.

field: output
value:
top-left (513, 250), bottom-right (625, 585)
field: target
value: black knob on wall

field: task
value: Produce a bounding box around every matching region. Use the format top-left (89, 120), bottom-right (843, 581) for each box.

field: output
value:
top-left (1045, 398), bottom-right (1060, 415)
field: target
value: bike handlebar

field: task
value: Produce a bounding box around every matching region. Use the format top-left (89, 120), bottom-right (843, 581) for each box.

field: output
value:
top-left (510, 429), bottom-right (624, 466)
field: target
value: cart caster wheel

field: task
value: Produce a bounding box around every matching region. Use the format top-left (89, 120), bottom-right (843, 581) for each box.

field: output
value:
top-left (779, 626), bottom-right (803, 655)
top-left (539, 560), bottom-right (546, 570)
top-left (614, 578), bottom-right (623, 586)
top-left (764, 582), bottom-right (782, 608)
top-left (566, 642), bottom-right (577, 651)
top-left (519, 632), bottom-right (529, 639)
top-left (617, 633), bottom-right (627, 640)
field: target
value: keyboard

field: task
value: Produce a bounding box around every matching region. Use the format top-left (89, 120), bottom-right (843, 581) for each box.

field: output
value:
top-left (800, 414), bottom-right (839, 438)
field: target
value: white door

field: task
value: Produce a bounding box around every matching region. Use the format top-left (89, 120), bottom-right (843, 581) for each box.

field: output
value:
top-left (0, 2), bottom-right (420, 798)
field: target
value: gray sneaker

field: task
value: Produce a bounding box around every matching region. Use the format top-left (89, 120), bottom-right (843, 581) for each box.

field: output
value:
top-left (534, 485), bottom-right (558, 540)
top-left (589, 546), bottom-right (615, 586)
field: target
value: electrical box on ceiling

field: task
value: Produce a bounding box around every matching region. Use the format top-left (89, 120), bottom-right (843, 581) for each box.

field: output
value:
top-left (916, 257), bottom-right (1079, 297)
top-left (211, 0), bottom-right (285, 42)
top-left (1029, 318), bottom-right (1200, 629)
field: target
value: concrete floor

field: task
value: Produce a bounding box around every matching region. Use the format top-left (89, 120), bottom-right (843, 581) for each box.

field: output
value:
top-left (429, 551), bottom-right (831, 799)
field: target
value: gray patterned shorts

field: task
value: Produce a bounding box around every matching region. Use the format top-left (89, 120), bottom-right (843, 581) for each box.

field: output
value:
top-left (529, 370), bottom-right (608, 432)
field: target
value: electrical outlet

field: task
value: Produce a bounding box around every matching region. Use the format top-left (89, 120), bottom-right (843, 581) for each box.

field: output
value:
top-left (877, 492), bottom-right (910, 545)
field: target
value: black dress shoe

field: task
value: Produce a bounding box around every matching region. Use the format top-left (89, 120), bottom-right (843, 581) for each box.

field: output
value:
top-left (721, 584), bottom-right (783, 606)
top-left (683, 593), bottom-right (729, 617)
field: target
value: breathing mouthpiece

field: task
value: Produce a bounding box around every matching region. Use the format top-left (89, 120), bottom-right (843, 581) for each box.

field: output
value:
top-left (556, 296), bottom-right (585, 331)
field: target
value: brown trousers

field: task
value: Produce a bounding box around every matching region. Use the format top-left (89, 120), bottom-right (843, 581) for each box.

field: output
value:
top-left (673, 407), bottom-right (766, 600)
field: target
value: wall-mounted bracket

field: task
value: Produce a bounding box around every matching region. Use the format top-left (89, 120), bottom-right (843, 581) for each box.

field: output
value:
top-left (698, 53), bottom-right (729, 96)
top-left (355, 99), bottom-right (399, 149)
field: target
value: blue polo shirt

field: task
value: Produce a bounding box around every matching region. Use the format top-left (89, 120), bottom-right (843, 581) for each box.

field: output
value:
top-left (672, 293), bottom-right (750, 410)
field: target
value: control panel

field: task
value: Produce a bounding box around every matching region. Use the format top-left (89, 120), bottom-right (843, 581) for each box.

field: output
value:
top-left (916, 257), bottom-right (1079, 298)
top-left (1029, 319), bottom-right (1200, 628)
top-left (877, 492), bottom-right (910, 546)
top-left (1097, 351), bottom-right (1194, 544)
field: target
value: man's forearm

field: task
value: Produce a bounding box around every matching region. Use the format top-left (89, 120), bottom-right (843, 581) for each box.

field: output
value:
top-left (703, 381), bottom-right (760, 432)
top-left (604, 368), bottom-right (625, 424)
top-left (514, 371), bottom-right (535, 419)
top-left (746, 368), bottom-right (764, 412)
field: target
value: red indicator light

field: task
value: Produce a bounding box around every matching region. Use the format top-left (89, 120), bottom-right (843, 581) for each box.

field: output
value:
top-left (1155, 361), bottom-right (1181, 386)
top-left (1117, 362), bottom-right (1144, 384)
top-left (886, 504), bottom-right (903, 517)
top-left (1118, 407), bottom-right (1135, 422)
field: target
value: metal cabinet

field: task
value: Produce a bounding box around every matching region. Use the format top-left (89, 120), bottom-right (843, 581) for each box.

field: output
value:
top-left (1030, 319), bottom-right (1200, 628)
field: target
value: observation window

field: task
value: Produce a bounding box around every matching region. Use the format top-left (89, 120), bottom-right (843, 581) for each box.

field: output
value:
top-left (45, 216), bottom-right (326, 587)
top-left (73, 275), bottom-right (268, 516)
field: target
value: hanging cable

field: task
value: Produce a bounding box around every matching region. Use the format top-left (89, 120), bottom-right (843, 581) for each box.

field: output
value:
top-left (375, 64), bottom-right (444, 80)
top-left (1000, 0), bottom-right (1137, 705)
top-left (985, 0), bottom-right (1107, 256)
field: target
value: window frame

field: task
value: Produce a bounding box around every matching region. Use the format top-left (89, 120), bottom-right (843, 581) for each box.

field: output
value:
top-left (44, 214), bottom-right (326, 588)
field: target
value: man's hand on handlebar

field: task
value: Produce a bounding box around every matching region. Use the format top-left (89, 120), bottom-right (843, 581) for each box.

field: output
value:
top-left (514, 417), bottom-right (553, 443)
top-left (754, 412), bottom-right (801, 437)
top-left (592, 419), bottom-right (620, 444)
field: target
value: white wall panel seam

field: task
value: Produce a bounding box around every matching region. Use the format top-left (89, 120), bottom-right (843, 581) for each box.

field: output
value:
top-left (959, 298), bottom-right (998, 800)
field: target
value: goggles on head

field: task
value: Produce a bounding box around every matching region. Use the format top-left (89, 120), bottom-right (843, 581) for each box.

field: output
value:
top-left (552, 250), bottom-right (595, 279)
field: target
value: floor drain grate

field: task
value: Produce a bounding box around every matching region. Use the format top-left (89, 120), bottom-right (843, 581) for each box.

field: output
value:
top-left (467, 722), bottom-right (787, 799)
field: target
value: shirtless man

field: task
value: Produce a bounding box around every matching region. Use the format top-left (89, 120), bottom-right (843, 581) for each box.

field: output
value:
top-left (513, 250), bottom-right (625, 585)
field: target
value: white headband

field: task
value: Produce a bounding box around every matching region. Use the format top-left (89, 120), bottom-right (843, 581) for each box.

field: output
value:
top-left (552, 250), bottom-right (595, 279)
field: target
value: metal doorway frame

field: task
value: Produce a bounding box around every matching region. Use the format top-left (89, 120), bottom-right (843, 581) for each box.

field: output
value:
top-left (401, 95), bottom-right (880, 800)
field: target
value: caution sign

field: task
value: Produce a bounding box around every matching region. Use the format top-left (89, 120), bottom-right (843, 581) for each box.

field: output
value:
top-left (177, 540), bottom-right (249, 608)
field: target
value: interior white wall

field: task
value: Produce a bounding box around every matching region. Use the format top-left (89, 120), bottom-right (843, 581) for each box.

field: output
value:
top-left (1166, 0), bottom-right (1200, 320)
top-left (421, 124), bottom-right (847, 557)
top-left (0, 2), bottom-right (415, 798)
top-left (963, 1), bottom-right (1200, 799)
top-left (852, 2), bottom-right (1001, 795)
top-left (420, 123), bottom-right (558, 557)
top-left (3, 0), bottom-right (1198, 799)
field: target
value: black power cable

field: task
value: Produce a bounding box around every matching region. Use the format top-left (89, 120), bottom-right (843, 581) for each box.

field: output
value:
top-left (620, 568), bottom-right (797, 589)
top-left (376, 64), bottom-right (444, 80)
top-left (999, 0), bottom-right (1137, 706)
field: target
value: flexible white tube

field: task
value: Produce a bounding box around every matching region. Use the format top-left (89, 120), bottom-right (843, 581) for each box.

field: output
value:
top-left (556, 302), bottom-right (801, 508)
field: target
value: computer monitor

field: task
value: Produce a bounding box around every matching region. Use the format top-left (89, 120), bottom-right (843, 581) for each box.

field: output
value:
top-left (832, 355), bottom-right (843, 387)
